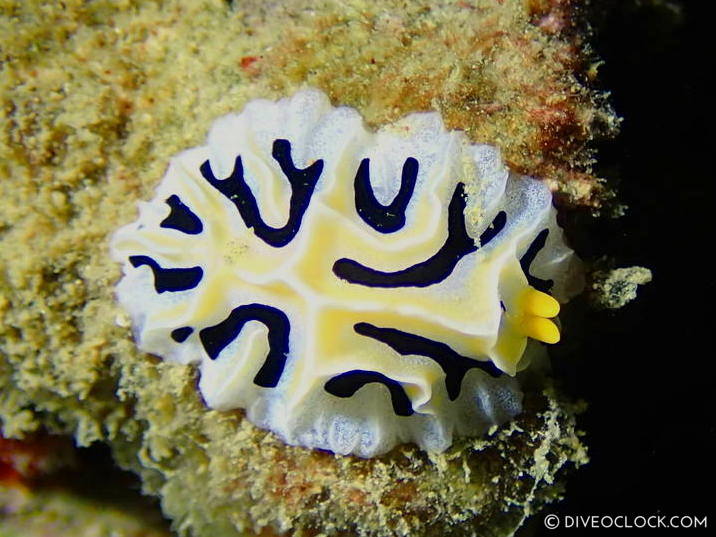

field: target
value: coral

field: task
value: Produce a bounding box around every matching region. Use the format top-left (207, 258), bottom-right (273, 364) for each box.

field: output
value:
top-left (0, 0), bottom-right (614, 535)
top-left (590, 266), bottom-right (652, 309)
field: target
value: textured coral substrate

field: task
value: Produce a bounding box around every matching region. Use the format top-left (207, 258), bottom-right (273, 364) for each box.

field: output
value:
top-left (0, 1), bottom-right (616, 536)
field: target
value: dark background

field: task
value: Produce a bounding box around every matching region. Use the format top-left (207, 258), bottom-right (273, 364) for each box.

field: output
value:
top-left (531, 0), bottom-right (713, 534)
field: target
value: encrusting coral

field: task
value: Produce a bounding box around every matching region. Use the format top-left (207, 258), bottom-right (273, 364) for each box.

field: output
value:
top-left (590, 266), bottom-right (652, 309)
top-left (0, 1), bottom-right (616, 536)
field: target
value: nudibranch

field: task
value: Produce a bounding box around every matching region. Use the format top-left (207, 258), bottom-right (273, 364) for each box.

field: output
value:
top-left (111, 89), bottom-right (581, 457)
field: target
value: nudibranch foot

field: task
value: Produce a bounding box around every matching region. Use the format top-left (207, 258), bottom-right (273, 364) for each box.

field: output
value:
top-left (111, 89), bottom-right (581, 457)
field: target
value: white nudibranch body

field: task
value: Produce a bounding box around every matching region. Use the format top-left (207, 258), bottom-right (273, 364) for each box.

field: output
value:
top-left (111, 89), bottom-right (581, 457)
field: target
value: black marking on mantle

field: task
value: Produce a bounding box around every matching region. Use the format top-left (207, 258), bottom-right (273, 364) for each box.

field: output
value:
top-left (354, 322), bottom-right (503, 401)
top-left (160, 194), bottom-right (203, 234)
top-left (199, 303), bottom-right (290, 388)
top-left (519, 229), bottom-right (554, 292)
top-left (129, 255), bottom-right (203, 293)
top-left (354, 157), bottom-right (418, 233)
top-left (171, 326), bottom-right (194, 343)
top-left (200, 139), bottom-right (323, 248)
top-left (333, 183), bottom-right (507, 288)
top-left (324, 370), bottom-right (414, 416)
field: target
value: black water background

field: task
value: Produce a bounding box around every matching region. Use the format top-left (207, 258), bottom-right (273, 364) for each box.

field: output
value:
top-left (531, 1), bottom-right (714, 535)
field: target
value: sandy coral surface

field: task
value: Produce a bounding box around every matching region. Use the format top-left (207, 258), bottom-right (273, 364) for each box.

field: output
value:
top-left (0, 1), bottom-right (616, 536)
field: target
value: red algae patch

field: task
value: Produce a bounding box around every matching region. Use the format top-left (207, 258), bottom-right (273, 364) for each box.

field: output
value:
top-left (0, 434), bottom-right (75, 485)
top-left (261, 0), bottom-right (618, 207)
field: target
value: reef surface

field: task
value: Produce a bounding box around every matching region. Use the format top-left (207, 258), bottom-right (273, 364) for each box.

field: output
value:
top-left (0, 1), bottom-right (618, 536)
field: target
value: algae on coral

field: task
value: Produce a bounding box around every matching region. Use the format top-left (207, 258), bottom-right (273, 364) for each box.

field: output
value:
top-left (0, 1), bottom-right (614, 535)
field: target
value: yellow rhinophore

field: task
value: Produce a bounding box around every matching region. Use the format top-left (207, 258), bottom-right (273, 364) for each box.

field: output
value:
top-left (517, 287), bottom-right (560, 344)
top-left (521, 287), bottom-right (560, 318)
top-left (492, 285), bottom-right (562, 374)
